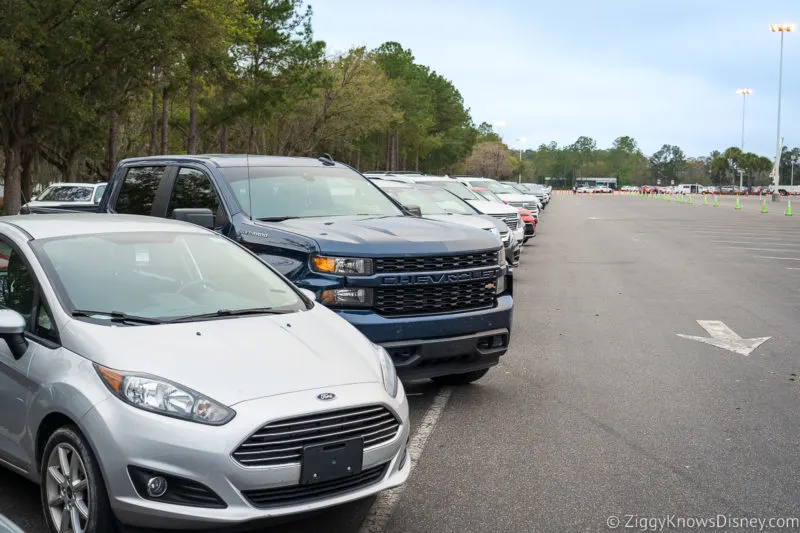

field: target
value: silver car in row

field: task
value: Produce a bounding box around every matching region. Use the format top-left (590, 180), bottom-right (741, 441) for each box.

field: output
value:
top-left (0, 214), bottom-right (410, 532)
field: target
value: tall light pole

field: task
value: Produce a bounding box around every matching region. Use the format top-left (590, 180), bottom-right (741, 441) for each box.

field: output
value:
top-left (735, 89), bottom-right (751, 152)
top-left (735, 89), bottom-right (751, 192)
top-left (770, 23), bottom-right (795, 196)
top-left (515, 137), bottom-right (527, 183)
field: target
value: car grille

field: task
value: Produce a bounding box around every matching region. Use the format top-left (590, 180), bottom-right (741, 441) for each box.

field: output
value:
top-left (374, 279), bottom-right (496, 316)
top-left (508, 201), bottom-right (538, 211)
top-left (232, 406), bottom-right (401, 468)
top-left (241, 464), bottom-right (388, 509)
top-left (490, 214), bottom-right (519, 230)
top-left (374, 252), bottom-right (498, 273)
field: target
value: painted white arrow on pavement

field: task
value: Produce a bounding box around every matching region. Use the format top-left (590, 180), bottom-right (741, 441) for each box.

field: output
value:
top-left (677, 320), bottom-right (771, 356)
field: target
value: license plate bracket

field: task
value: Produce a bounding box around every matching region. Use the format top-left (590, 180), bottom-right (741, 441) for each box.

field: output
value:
top-left (300, 438), bottom-right (364, 485)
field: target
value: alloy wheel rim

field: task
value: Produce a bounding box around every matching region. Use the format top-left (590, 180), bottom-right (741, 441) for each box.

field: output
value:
top-left (45, 443), bottom-right (90, 533)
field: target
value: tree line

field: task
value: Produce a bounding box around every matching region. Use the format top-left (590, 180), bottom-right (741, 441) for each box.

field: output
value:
top-left (462, 128), bottom-right (793, 189)
top-left (0, 0), bottom-right (478, 214)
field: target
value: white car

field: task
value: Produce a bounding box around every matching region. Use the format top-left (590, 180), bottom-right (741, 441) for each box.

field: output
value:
top-left (370, 175), bottom-right (526, 246)
top-left (21, 182), bottom-right (107, 213)
top-left (455, 177), bottom-right (541, 212)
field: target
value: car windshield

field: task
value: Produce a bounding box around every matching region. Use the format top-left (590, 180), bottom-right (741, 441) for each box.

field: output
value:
top-left (31, 231), bottom-right (307, 321)
top-left (220, 166), bottom-right (402, 219)
top-left (468, 180), bottom-right (509, 194)
top-left (380, 186), bottom-right (477, 215)
top-left (475, 189), bottom-right (506, 204)
top-left (37, 185), bottom-right (93, 202)
top-left (419, 180), bottom-right (483, 201)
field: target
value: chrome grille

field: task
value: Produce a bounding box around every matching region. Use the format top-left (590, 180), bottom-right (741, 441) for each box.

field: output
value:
top-left (241, 464), bottom-right (388, 508)
top-left (490, 214), bottom-right (519, 230)
top-left (374, 280), bottom-right (496, 316)
top-left (232, 406), bottom-right (400, 467)
top-left (374, 252), bottom-right (498, 273)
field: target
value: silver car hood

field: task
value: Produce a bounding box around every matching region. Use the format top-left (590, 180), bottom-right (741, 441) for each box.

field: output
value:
top-left (422, 214), bottom-right (495, 232)
top-left (60, 305), bottom-right (382, 406)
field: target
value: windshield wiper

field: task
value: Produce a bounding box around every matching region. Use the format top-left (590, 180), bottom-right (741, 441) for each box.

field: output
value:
top-left (256, 216), bottom-right (298, 222)
top-left (166, 308), bottom-right (293, 323)
top-left (71, 310), bottom-right (164, 325)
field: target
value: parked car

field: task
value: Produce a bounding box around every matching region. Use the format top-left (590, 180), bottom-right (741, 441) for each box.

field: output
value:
top-left (20, 182), bottom-right (107, 214)
top-left (0, 213), bottom-right (410, 532)
top-left (519, 208), bottom-right (536, 240)
top-left (374, 174), bottom-right (526, 247)
top-left (455, 177), bottom-right (541, 212)
top-left (499, 181), bottom-right (549, 208)
top-left (369, 180), bottom-right (521, 267)
top-left (23, 155), bottom-right (513, 385)
top-left (471, 187), bottom-right (539, 222)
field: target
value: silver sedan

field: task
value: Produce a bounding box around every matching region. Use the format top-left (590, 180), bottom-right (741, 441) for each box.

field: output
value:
top-left (0, 214), bottom-right (409, 532)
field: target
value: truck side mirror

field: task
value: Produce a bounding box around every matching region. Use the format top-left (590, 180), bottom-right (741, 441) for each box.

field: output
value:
top-left (172, 208), bottom-right (214, 230)
top-left (405, 205), bottom-right (422, 217)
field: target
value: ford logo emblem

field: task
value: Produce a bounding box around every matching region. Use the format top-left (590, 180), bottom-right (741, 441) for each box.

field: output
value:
top-left (317, 392), bottom-right (336, 401)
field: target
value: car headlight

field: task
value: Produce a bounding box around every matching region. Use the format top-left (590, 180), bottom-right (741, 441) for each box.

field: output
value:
top-left (95, 365), bottom-right (235, 425)
top-left (497, 246), bottom-right (506, 266)
top-left (373, 343), bottom-right (398, 397)
top-left (312, 255), bottom-right (373, 275)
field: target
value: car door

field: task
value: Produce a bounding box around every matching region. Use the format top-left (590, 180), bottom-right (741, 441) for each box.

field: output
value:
top-left (0, 237), bottom-right (56, 472)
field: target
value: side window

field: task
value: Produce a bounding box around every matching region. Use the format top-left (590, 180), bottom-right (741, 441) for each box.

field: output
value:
top-left (0, 242), bottom-right (35, 322)
top-left (167, 168), bottom-right (225, 226)
top-left (93, 183), bottom-right (107, 204)
top-left (115, 167), bottom-right (166, 216)
top-left (35, 301), bottom-right (58, 343)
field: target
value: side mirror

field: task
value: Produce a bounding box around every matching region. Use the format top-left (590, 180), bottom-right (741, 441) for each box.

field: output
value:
top-left (405, 205), bottom-right (422, 217)
top-left (172, 208), bottom-right (214, 230)
top-left (0, 309), bottom-right (28, 360)
top-left (299, 288), bottom-right (317, 302)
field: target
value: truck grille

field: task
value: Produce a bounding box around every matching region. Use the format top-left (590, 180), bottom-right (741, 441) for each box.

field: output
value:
top-left (508, 201), bottom-right (538, 211)
top-left (374, 252), bottom-right (498, 273)
top-left (374, 280), bottom-right (496, 316)
top-left (232, 406), bottom-right (400, 467)
top-left (241, 464), bottom-right (388, 508)
top-left (490, 214), bottom-right (519, 230)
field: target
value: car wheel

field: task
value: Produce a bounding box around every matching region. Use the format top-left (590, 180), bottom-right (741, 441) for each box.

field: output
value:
top-left (431, 369), bottom-right (489, 385)
top-left (41, 426), bottom-right (117, 533)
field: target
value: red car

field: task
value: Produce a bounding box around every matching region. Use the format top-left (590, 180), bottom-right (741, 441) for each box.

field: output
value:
top-left (519, 208), bottom-right (536, 242)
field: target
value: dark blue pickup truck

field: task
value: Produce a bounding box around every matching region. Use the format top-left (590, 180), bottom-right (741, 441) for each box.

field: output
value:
top-left (32, 155), bottom-right (514, 384)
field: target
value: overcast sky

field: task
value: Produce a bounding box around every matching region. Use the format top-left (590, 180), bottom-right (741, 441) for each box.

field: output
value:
top-left (310, 0), bottom-right (800, 159)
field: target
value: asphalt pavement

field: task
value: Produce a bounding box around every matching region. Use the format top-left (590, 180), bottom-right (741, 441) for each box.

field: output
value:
top-left (5, 193), bottom-right (800, 532)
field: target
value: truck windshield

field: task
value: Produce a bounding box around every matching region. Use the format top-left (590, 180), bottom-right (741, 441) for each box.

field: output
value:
top-left (380, 187), bottom-right (477, 216)
top-left (31, 231), bottom-right (307, 322)
top-left (220, 166), bottom-right (402, 219)
top-left (37, 185), bottom-right (93, 202)
top-left (468, 180), bottom-right (509, 194)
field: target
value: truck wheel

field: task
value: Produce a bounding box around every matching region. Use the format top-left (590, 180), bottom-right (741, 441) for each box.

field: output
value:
top-left (40, 426), bottom-right (117, 533)
top-left (431, 369), bottom-right (489, 385)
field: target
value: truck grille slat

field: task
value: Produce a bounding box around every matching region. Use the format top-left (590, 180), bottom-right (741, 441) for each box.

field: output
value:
top-left (232, 406), bottom-right (400, 468)
top-left (490, 214), bottom-right (519, 230)
top-left (374, 252), bottom-right (497, 273)
top-left (374, 280), bottom-right (496, 316)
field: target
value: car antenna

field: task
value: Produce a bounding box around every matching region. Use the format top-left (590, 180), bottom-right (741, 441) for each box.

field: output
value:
top-left (246, 153), bottom-right (253, 221)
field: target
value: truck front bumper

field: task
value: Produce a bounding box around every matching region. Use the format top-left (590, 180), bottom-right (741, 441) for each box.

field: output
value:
top-left (334, 294), bottom-right (513, 381)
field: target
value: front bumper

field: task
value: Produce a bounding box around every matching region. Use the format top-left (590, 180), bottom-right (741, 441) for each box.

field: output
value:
top-left (338, 294), bottom-right (513, 381)
top-left (81, 383), bottom-right (410, 530)
top-left (524, 222), bottom-right (536, 237)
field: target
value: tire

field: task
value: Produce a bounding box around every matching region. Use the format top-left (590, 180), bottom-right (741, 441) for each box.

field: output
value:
top-left (40, 426), bottom-right (117, 533)
top-left (431, 368), bottom-right (489, 385)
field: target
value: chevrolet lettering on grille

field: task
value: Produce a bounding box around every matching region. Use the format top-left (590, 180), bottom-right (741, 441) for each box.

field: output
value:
top-left (380, 268), bottom-right (497, 286)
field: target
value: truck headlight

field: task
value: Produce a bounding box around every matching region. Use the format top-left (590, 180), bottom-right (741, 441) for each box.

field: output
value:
top-left (320, 288), bottom-right (373, 307)
top-left (95, 365), bottom-right (235, 425)
top-left (373, 343), bottom-right (398, 397)
top-left (497, 246), bottom-right (506, 266)
top-left (496, 274), bottom-right (506, 294)
top-left (312, 255), bottom-right (373, 275)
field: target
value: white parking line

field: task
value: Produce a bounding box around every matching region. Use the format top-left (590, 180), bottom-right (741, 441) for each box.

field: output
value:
top-left (755, 256), bottom-right (800, 261)
top-left (733, 247), bottom-right (800, 252)
top-left (358, 387), bottom-right (453, 533)
top-left (712, 240), bottom-right (800, 246)
top-left (786, 267), bottom-right (800, 270)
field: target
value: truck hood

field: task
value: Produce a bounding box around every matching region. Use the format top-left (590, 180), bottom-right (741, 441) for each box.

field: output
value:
top-left (257, 215), bottom-right (501, 255)
top-left (60, 305), bottom-right (382, 406)
top-left (495, 192), bottom-right (539, 203)
top-left (422, 214), bottom-right (497, 233)
top-left (466, 200), bottom-right (519, 215)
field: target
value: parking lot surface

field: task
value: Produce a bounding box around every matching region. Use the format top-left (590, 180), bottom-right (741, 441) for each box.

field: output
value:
top-left (5, 194), bottom-right (800, 532)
